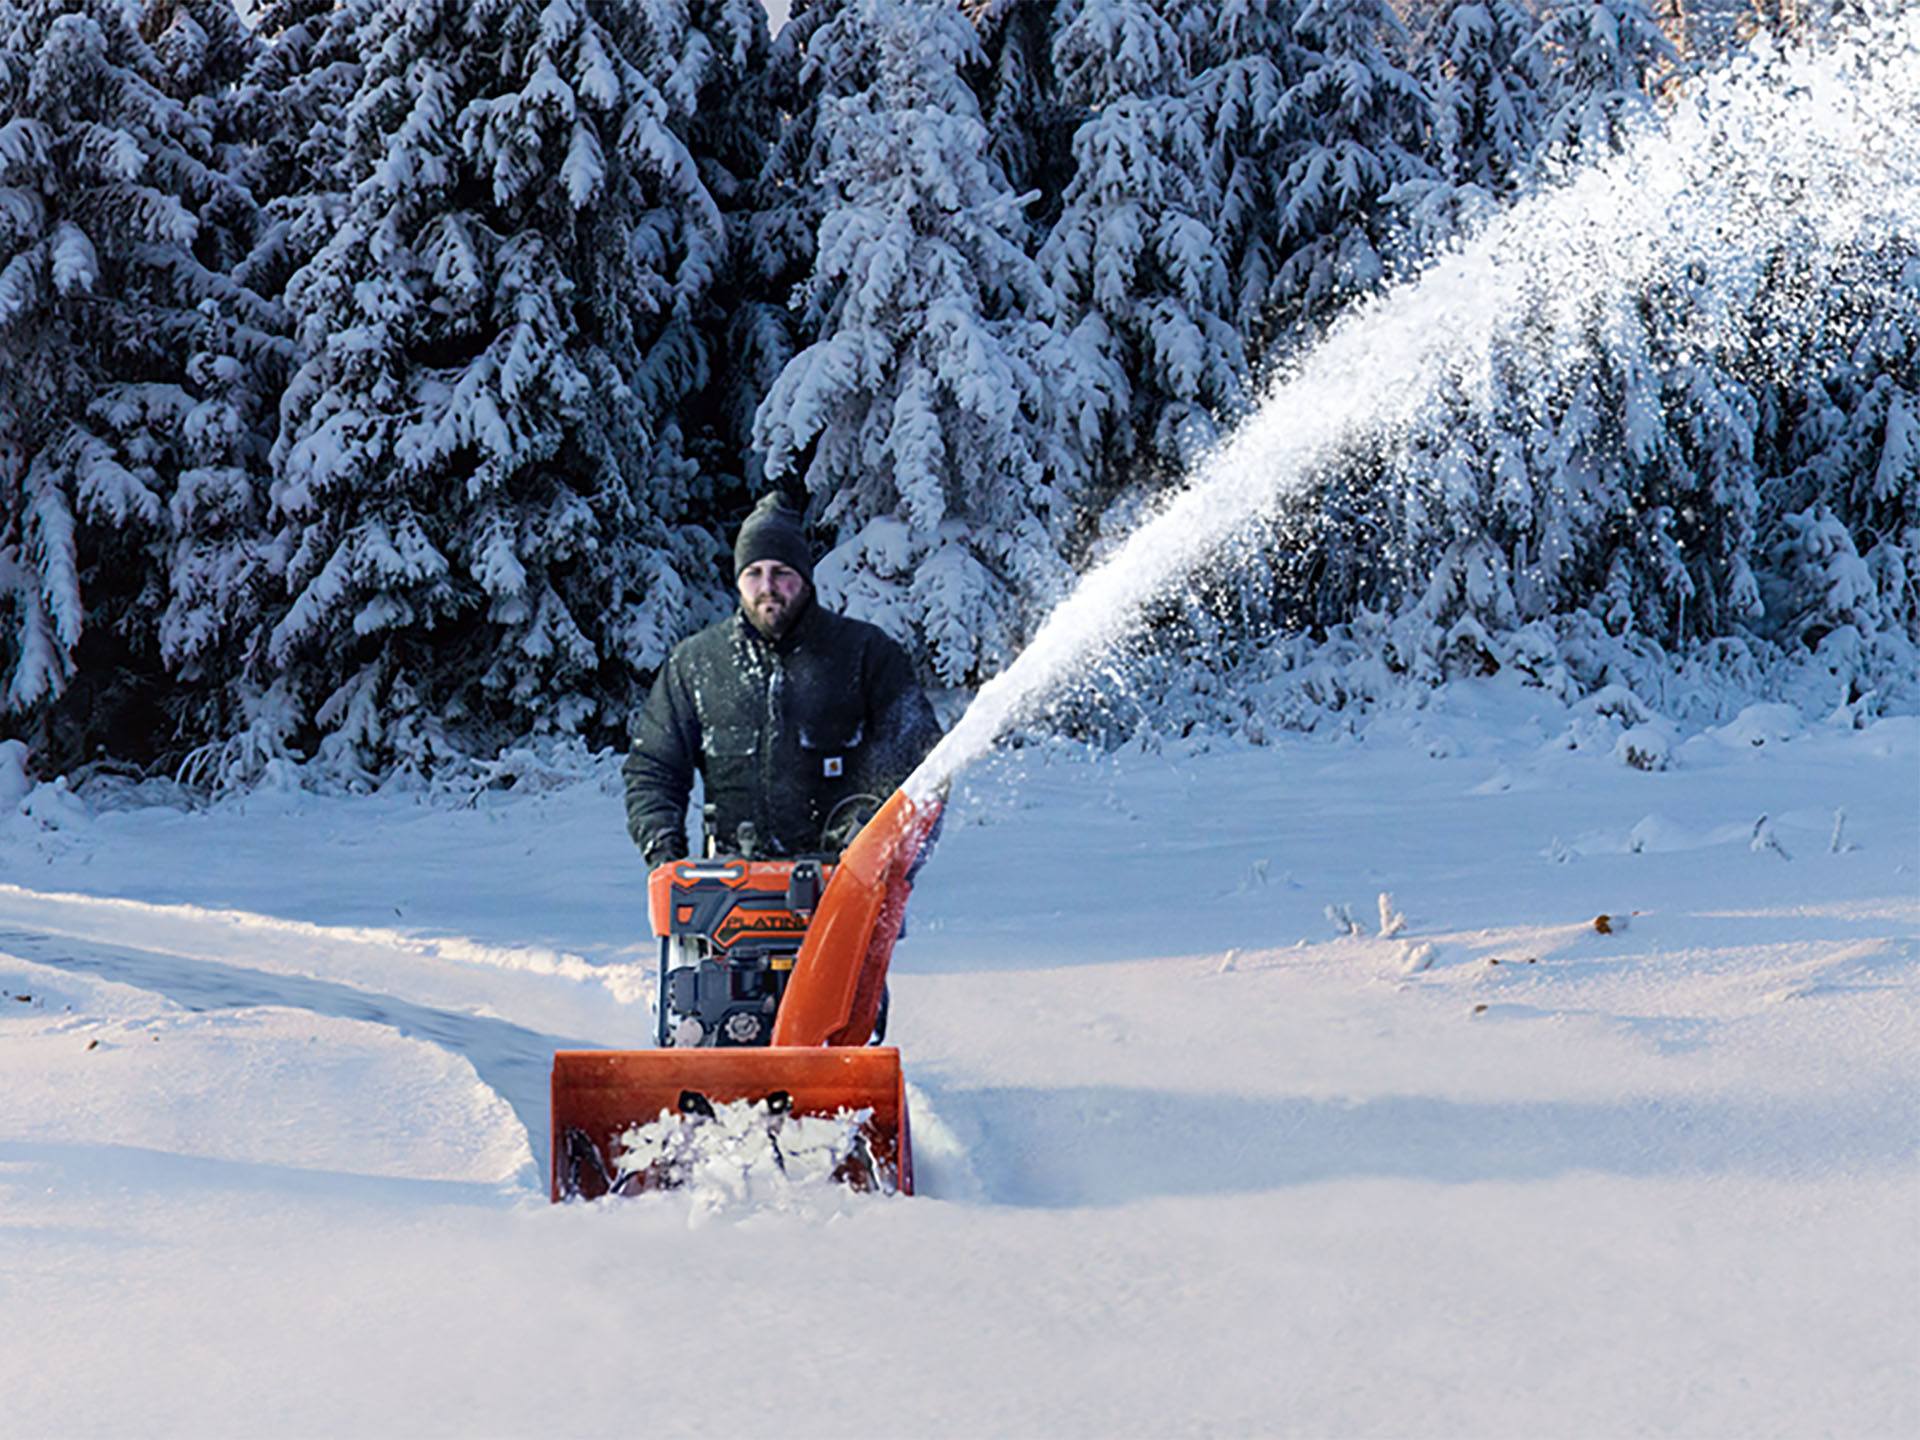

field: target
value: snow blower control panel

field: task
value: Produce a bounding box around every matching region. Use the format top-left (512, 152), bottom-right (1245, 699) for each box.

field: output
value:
top-left (649, 857), bottom-right (834, 1048)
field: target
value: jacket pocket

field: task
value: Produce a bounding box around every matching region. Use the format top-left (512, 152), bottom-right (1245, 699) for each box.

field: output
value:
top-left (704, 724), bottom-right (758, 759)
top-left (798, 721), bottom-right (864, 752)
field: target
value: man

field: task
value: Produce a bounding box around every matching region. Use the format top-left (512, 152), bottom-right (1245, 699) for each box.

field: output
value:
top-left (623, 494), bottom-right (943, 865)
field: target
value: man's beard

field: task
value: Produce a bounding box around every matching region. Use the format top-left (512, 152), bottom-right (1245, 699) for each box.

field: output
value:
top-left (746, 586), bottom-right (806, 639)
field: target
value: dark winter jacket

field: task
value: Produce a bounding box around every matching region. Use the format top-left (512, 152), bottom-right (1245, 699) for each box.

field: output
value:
top-left (623, 597), bottom-right (942, 864)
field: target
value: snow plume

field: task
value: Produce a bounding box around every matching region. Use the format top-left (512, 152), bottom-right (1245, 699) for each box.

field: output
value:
top-left (906, 12), bottom-right (1920, 801)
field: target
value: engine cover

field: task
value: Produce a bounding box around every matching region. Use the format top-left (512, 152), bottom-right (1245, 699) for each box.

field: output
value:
top-left (648, 857), bottom-right (831, 1047)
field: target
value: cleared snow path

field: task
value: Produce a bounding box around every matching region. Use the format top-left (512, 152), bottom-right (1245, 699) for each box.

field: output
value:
top-left (0, 926), bottom-right (589, 1178)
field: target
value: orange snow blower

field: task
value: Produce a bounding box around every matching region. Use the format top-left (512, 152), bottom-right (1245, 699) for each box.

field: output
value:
top-left (550, 788), bottom-right (942, 1201)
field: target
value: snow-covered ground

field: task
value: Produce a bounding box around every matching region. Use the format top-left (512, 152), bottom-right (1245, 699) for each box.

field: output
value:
top-left (2, 683), bottom-right (1915, 1437)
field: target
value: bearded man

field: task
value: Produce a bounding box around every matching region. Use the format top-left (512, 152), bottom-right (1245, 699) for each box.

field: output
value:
top-left (622, 494), bottom-right (943, 865)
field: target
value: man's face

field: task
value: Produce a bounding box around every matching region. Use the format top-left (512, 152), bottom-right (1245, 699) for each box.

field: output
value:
top-left (738, 560), bottom-right (809, 639)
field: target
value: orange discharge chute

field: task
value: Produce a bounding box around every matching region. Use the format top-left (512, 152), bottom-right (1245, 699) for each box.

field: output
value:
top-left (550, 788), bottom-right (943, 1200)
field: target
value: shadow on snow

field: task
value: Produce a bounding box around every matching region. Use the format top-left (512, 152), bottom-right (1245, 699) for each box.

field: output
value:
top-left (925, 1082), bottom-right (1918, 1209)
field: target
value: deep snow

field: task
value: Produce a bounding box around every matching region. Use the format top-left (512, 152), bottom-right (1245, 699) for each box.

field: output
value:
top-left (2, 682), bottom-right (1915, 1438)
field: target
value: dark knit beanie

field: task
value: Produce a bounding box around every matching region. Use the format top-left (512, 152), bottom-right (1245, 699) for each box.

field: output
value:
top-left (733, 494), bottom-right (814, 584)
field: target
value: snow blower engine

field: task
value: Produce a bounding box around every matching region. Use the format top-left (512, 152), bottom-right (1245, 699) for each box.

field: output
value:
top-left (652, 806), bottom-right (892, 1049)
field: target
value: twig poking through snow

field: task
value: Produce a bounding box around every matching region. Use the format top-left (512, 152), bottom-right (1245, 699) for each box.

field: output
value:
top-left (1378, 892), bottom-right (1407, 938)
top-left (1751, 814), bottom-right (1792, 861)
top-left (1325, 903), bottom-right (1362, 937)
top-left (1400, 941), bottom-right (1437, 975)
top-left (1830, 808), bottom-right (1856, 854)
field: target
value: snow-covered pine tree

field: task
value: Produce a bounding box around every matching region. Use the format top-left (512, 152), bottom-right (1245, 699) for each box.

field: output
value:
top-left (753, 0), bottom-right (1082, 686)
top-left (965, 0), bottom-right (1077, 226)
top-left (1351, 256), bottom-right (1760, 679)
top-left (1051, 0), bottom-right (1314, 717)
top-left (1758, 241), bottom-right (1920, 702)
top-left (234, 0), bottom-right (363, 304)
top-left (1511, 263), bottom-right (1761, 651)
top-left (1303, 2), bottom-right (1547, 683)
top-left (1482, 0), bottom-right (1765, 658)
top-left (670, 2), bottom-right (786, 506)
top-left (1038, 0), bottom-right (1244, 494)
top-left (1271, 0), bottom-right (1433, 333)
top-left (141, 0), bottom-right (286, 767)
top-left (0, 0), bottom-right (264, 769)
top-left (1393, 0), bottom-right (1548, 248)
top-left (1249, 0), bottom-right (1436, 658)
top-left (611, 0), bottom-right (771, 490)
top-left (157, 0), bottom-right (377, 785)
top-left (1352, 365), bottom-right (1526, 685)
top-left (1285, 209), bottom-right (1771, 693)
top-left (1527, 0), bottom-right (1678, 158)
top-left (145, 0), bottom-right (253, 93)
top-left (1178, 0), bottom-right (1311, 355)
top-left (269, 0), bottom-right (749, 779)
top-left (711, 4), bottom-right (839, 511)
top-left (1288, 0), bottom-right (1765, 691)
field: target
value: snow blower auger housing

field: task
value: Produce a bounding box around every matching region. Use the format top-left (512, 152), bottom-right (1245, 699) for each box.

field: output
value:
top-left (550, 788), bottom-right (941, 1201)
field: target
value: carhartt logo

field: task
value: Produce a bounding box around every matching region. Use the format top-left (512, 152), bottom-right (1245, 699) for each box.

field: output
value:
top-left (823, 756), bottom-right (843, 778)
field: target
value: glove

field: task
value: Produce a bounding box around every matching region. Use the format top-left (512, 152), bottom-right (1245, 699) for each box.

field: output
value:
top-left (642, 831), bottom-right (688, 868)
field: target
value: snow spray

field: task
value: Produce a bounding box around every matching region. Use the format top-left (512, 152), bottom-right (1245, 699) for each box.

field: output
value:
top-left (905, 11), bottom-right (1920, 803)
